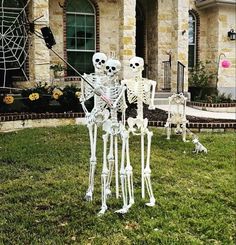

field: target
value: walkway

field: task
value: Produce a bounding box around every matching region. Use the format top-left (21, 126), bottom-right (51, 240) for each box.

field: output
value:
top-left (155, 105), bottom-right (236, 120)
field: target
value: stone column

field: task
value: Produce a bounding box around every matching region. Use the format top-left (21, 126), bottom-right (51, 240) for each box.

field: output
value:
top-left (29, 0), bottom-right (50, 83)
top-left (171, 0), bottom-right (189, 93)
top-left (156, 0), bottom-right (173, 91)
top-left (119, 0), bottom-right (136, 79)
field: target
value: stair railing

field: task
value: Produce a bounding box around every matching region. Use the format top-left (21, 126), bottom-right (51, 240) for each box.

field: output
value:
top-left (177, 61), bottom-right (185, 93)
top-left (162, 60), bottom-right (171, 91)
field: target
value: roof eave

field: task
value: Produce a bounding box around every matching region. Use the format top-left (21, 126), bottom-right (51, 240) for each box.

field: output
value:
top-left (195, 0), bottom-right (236, 9)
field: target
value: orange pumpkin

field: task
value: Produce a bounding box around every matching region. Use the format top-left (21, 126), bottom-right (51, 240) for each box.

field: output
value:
top-left (29, 93), bottom-right (39, 101)
top-left (52, 89), bottom-right (63, 100)
top-left (3, 95), bottom-right (14, 105)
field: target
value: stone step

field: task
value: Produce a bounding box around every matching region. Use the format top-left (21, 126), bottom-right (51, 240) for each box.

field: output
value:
top-left (155, 91), bottom-right (191, 100)
top-left (154, 98), bottom-right (169, 105)
top-left (155, 91), bottom-right (173, 98)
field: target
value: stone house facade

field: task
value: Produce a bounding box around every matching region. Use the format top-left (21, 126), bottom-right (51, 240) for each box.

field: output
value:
top-left (1, 0), bottom-right (236, 99)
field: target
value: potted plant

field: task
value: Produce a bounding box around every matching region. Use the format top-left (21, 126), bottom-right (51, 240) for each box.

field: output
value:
top-left (50, 63), bottom-right (65, 78)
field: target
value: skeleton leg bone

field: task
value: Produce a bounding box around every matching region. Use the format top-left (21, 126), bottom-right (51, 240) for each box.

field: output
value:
top-left (126, 134), bottom-right (134, 207)
top-left (144, 130), bottom-right (155, 206)
top-left (114, 135), bottom-right (119, 198)
top-left (115, 131), bottom-right (128, 214)
top-left (98, 133), bottom-right (109, 215)
top-left (166, 122), bottom-right (171, 140)
top-left (141, 131), bottom-right (145, 198)
top-left (85, 123), bottom-right (97, 201)
top-left (106, 134), bottom-right (114, 197)
top-left (116, 130), bottom-right (134, 213)
top-left (182, 123), bottom-right (187, 142)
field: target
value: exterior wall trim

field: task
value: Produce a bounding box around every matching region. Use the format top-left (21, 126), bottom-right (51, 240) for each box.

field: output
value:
top-left (196, 0), bottom-right (236, 9)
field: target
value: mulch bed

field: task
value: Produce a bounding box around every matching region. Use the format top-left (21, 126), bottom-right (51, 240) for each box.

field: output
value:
top-left (126, 104), bottom-right (236, 124)
top-left (0, 105), bottom-right (235, 128)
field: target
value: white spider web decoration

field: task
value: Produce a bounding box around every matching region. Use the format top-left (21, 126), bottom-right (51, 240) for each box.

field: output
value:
top-left (0, 0), bottom-right (31, 87)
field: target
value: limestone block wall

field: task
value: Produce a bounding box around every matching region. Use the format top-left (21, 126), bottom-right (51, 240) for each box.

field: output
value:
top-left (49, 0), bottom-right (122, 78)
top-left (217, 6), bottom-right (236, 99)
top-left (156, 0), bottom-right (173, 90)
top-left (119, 0), bottom-right (136, 79)
top-left (98, 0), bottom-right (121, 59)
top-left (191, 3), bottom-right (236, 99)
top-left (29, 0), bottom-right (51, 83)
top-left (49, 0), bottom-right (65, 79)
top-left (146, 0), bottom-right (158, 81)
top-left (171, 0), bottom-right (189, 93)
top-left (156, 0), bottom-right (189, 92)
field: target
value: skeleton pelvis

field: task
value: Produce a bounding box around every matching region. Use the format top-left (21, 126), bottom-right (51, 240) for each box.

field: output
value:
top-left (103, 119), bottom-right (121, 135)
top-left (127, 117), bottom-right (148, 131)
top-left (94, 109), bottom-right (110, 125)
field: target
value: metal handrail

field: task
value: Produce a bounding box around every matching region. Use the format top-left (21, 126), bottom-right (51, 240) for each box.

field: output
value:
top-left (162, 60), bottom-right (171, 91)
top-left (177, 61), bottom-right (185, 93)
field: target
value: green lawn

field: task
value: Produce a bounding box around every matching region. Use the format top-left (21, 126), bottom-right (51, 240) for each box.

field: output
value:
top-left (0, 126), bottom-right (235, 244)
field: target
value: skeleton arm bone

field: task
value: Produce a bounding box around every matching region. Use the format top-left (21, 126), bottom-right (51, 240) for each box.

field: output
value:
top-left (112, 84), bottom-right (127, 109)
top-left (148, 80), bottom-right (156, 110)
top-left (80, 77), bottom-right (89, 115)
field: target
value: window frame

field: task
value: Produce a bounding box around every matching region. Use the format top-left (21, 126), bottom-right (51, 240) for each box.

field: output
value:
top-left (188, 11), bottom-right (197, 69)
top-left (65, 0), bottom-right (96, 75)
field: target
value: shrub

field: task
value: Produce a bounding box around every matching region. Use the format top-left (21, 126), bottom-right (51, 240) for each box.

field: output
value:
top-left (189, 61), bottom-right (217, 88)
top-left (57, 85), bottom-right (83, 112)
top-left (188, 61), bottom-right (217, 101)
top-left (21, 83), bottom-right (52, 112)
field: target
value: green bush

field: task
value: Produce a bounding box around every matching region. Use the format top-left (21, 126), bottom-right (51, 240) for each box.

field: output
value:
top-left (188, 61), bottom-right (217, 88)
top-left (188, 61), bottom-right (218, 101)
top-left (57, 85), bottom-right (83, 111)
top-left (21, 83), bottom-right (52, 112)
top-left (1, 83), bottom-right (94, 113)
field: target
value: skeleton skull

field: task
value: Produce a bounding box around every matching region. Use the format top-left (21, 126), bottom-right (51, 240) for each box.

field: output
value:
top-left (92, 52), bottom-right (107, 73)
top-left (129, 56), bottom-right (144, 74)
top-left (105, 58), bottom-right (121, 77)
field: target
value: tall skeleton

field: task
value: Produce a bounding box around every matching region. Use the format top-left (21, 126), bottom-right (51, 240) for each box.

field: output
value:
top-left (80, 52), bottom-right (110, 201)
top-left (165, 93), bottom-right (188, 142)
top-left (99, 58), bottom-right (128, 215)
top-left (120, 56), bottom-right (156, 210)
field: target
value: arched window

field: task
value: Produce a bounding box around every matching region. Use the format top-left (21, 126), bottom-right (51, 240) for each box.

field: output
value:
top-left (66, 0), bottom-right (96, 75)
top-left (188, 12), bottom-right (197, 68)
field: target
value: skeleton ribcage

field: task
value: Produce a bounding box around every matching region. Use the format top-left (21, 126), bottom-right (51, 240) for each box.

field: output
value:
top-left (104, 86), bottom-right (126, 112)
top-left (127, 80), bottom-right (151, 105)
top-left (83, 74), bottom-right (107, 110)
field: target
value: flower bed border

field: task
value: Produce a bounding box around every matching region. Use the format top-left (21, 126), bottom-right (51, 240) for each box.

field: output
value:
top-left (0, 112), bottom-right (235, 131)
top-left (187, 101), bottom-right (236, 108)
top-left (0, 112), bottom-right (84, 122)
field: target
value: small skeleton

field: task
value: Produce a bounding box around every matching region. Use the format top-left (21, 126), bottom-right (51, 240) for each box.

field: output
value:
top-left (98, 58), bottom-right (128, 215)
top-left (118, 56), bottom-right (156, 213)
top-left (80, 52), bottom-right (110, 201)
top-left (192, 137), bottom-right (207, 153)
top-left (165, 93), bottom-right (189, 142)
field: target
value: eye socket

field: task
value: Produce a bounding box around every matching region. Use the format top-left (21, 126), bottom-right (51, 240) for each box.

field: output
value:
top-left (112, 67), bottom-right (116, 70)
top-left (95, 58), bottom-right (100, 62)
top-left (101, 60), bottom-right (105, 64)
top-left (135, 63), bottom-right (139, 66)
top-left (106, 66), bottom-right (109, 70)
top-left (129, 64), bottom-right (133, 67)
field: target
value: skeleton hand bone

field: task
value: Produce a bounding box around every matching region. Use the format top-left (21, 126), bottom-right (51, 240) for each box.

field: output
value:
top-left (148, 104), bottom-right (155, 110)
top-left (93, 86), bottom-right (112, 106)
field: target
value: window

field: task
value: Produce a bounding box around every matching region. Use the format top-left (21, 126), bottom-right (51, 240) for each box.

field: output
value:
top-left (66, 0), bottom-right (95, 75)
top-left (188, 12), bottom-right (197, 68)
